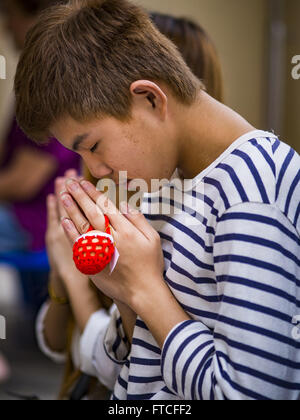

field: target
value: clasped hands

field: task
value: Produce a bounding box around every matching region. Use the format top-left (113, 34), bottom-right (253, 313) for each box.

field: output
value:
top-left (60, 178), bottom-right (166, 312)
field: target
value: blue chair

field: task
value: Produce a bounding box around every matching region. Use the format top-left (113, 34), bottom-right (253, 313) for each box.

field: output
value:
top-left (0, 250), bottom-right (50, 314)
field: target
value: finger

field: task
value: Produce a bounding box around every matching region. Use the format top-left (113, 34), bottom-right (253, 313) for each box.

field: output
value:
top-left (47, 194), bottom-right (59, 229)
top-left (120, 202), bottom-right (155, 240)
top-left (79, 180), bottom-right (131, 232)
top-left (55, 177), bottom-right (69, 220)
top-left (64, 169), bottom-right (80, 180)
top-left (61, 218), bottom-right (81, 245)
top-left (65, 170), bottom-right (85, 185)
top-left (65, 179), bottom-right (106, 231)
top-left (60, 192), bottom-right (91, 235)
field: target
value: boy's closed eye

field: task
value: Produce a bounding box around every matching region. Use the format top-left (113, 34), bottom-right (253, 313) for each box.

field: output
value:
top-left (90, 142), bottom-right (99, 153)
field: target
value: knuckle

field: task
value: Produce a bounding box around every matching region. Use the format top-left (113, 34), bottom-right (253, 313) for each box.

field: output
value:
top-left (91, 205), bottom-right (102, 219)
top-left (123, 230), bottom-right (133, 242)
top-left (101, 196), bottom-right (110, 209)
top-left (97, 195), bottom-right (116, 215)
top-left (87, 207), bottom-right (105, 230)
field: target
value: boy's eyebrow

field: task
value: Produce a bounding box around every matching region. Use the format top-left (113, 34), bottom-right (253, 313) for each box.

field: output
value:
top-left (72, 133), bottom-right (90, 151)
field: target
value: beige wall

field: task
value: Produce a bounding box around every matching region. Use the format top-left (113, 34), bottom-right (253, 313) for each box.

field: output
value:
top-left (0, 18), bottom-right (18, 141)
top-left (285, 0), bottom-right (300, 152)
top-left (134, 0), bottom-right (269, 129)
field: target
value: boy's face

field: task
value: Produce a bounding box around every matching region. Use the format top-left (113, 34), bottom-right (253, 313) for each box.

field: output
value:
top-left (50, 100), bottom-right (179, 193)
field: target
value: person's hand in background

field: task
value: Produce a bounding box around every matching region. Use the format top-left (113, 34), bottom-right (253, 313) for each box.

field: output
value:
top-left (46, 170), bottom-right (83, 302)
top-left (46, 170), bottom-right (80, 282)
top-left (44, 170), bottom-right (102, 353)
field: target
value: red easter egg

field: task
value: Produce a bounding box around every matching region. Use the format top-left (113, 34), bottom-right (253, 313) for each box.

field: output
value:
top-left (73, 216), bottom-right (115, 275)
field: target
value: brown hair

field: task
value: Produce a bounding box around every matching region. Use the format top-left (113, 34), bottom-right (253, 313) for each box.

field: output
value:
top-left (14, 0), bottom-right (202, 143)
top-left (150, 13), bottom-right (224, 103)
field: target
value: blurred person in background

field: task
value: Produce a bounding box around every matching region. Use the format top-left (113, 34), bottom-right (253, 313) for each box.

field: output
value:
top-left (0, 0), bottom-right (80, 305)
top-left (0, 0), bottom-right (80, 254)
top-left (0, 0), bottom-right (80, 386)
top-left (151, 12), bottom-right (224, 103)
top-left (38, 14), bottom-right (225, 400)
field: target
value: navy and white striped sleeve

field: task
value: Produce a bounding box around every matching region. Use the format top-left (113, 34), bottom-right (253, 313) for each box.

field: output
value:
top-left (161, 202), bottom-right (300, 400)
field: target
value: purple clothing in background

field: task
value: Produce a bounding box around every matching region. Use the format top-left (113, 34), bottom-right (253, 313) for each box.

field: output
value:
top-left (1, 119), bottom-right (81, 251)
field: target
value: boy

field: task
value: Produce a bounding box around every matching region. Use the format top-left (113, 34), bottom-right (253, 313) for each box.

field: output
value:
top-left (15, 0), bottom-right (300, 400)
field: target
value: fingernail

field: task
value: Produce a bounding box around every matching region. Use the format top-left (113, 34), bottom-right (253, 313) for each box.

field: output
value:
top-left (121, 202), bottom-right (139, 215)
top-left (80, 180), bottom-right (92, 191)
top-left (61, 194), bottom-right (72, 208)
top-left (66, 179), bottom-right (79, 192)
top-left (61, 219), bottom-right (73, 231)
top-left (128, 203), bottom-right (140, 214)
top-left (47, 195), bottom-right (55, 205)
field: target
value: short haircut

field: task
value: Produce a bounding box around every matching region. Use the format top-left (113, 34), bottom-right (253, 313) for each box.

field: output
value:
top-left (15, 0), bottom-right (202, 143)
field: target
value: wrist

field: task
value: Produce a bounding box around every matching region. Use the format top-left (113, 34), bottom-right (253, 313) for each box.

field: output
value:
top-left (130, 275), bottom-right (171, 317)
top-left (48, 282), bottom-right (70, 306)
top-left (59, 266), bottom-right (89, 292)
top-left (130, 276), bottom-right (190, 349)
top-left (64, 273), bottom-right (102, 310)
top-left (49, 271), bottom-right (69, 300)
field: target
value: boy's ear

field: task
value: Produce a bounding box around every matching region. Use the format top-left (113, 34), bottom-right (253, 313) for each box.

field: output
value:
top-left (130, 80), bottom-right (168, 119)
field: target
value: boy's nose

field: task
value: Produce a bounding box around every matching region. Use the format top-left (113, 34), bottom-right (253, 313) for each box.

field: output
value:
top-left (87, 163), bottom-right (113, 180)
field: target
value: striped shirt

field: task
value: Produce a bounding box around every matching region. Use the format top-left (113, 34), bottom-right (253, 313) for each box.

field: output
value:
top-left (93, 130), bottom-right (300, 400)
